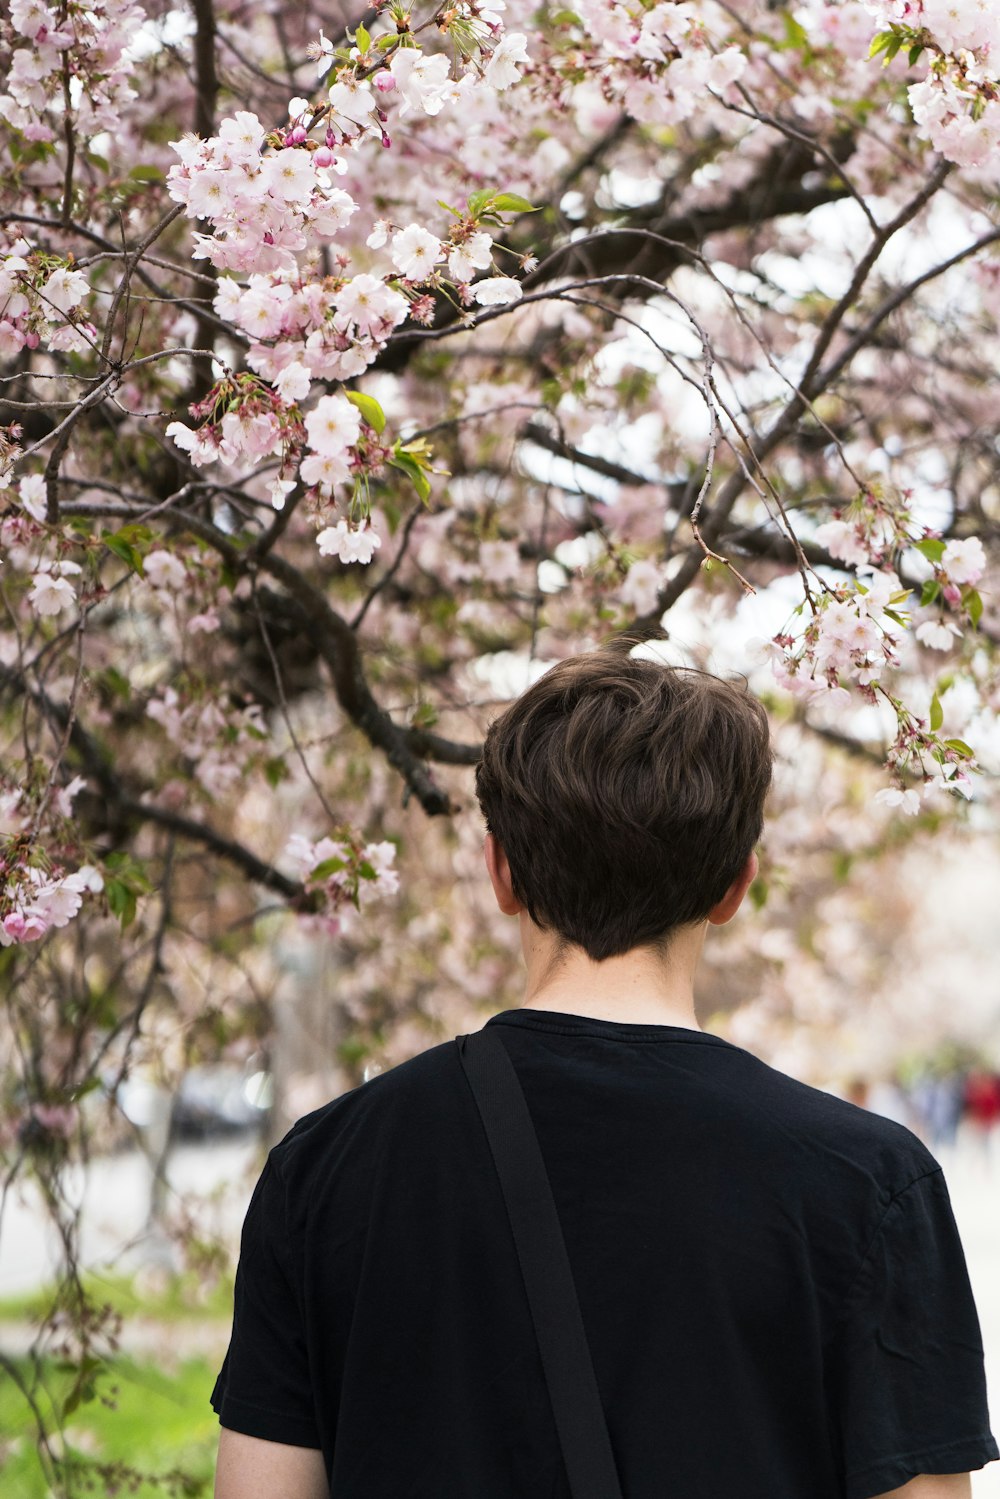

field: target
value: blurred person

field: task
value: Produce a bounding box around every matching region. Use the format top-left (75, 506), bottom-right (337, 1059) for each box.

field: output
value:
top-left (964, 1068), bottom-right (1000, 1171)
top-left (912, 1067), bottom-right (966, 1155)
top-left (867, 1071), bottom-right (913, 1130)
top-left (846, 1076), bottom-right (870, 1109)
top-left (212, 645), bottom-right (998, 1499)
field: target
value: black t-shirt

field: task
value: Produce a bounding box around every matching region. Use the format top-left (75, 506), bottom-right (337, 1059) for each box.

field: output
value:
top-left (212, 1007), bottom-right (998, 1498)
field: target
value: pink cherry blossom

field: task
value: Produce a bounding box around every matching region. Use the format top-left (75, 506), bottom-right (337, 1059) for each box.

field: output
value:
top-left (484, 32), bottom-right (531, 90)
top-left (334, 274), bottom-right (408, 337)
top-left (300, 450), bottom-right (353, 493)
top-left (28, 566), bottom-right (79, 616)
top-left (448, 232), bottom-right (494, 282)
top-left (388, 49), bottom-right (453, 116)
top-left (915, 618), bottom-right (962, 651)
top-left (144, 550), bottom-right (188, 590)
top-left (316, 519), bottom-right (383, 564)
top-left (942, 536), bottom-right (986, 585)
top-left (471, 275), bottom-right (523, 306)
top-left (17, 473), bottom-right (47, 521)
top-left (390, 225), bottom-right (444, 280)
top-left (814, 519), bottom-right (869, 568)
top-left (619, 559), bottom-right (667, 615)
top-left (259, 148), bottom-right (316, 203)
top-left (40, 265), bottom-right (88, 314)
top-left (873, 786), bottom-right (921, 815)
top-left (273, 360), bottom-right (311, 404)
top-left (304, 394), bottom-right (363, 456)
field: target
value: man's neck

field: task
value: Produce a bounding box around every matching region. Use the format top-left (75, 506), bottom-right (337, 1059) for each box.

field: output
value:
top-left (517, 914), bottom-right (706, 1031)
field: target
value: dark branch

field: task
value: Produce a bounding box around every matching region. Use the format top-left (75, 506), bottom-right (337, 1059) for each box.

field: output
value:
top-left (0, 661), bottom-right (302, 900)
top-left (190, 0), bottom-right (220, 137)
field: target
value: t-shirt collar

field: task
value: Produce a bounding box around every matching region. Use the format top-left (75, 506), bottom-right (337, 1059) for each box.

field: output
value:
top-left (483, 1007), bottom-right (739, 1048)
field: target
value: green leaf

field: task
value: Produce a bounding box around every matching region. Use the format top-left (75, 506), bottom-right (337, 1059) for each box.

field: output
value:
top-left (907, 43), bottom-right (925, 65)
top-left (467, 188), bottom-right (494, 218)
top-left (436, 199), bottom-right (463, 217)
top-left (117, 522), bottom-right (155, 547)
top-left (345, 390), bottom-right (386, 434)
top-left (129, 164), bottom-right (165, 182)
top-left (310, 856), bottom-right (347, 881)
top-left (411, 701), bottom-right (439, 728)
top-left (381, 494), bottom-right (402, 534)
top-left (915, 537), bottom-right (945, 563)
top-left (389, 452), bottom-right (431, 503)
top-left (357, 860), bottom-right (377, 880)
top-left (105, 879), bottom-right (137, 930)
top-left (782, 12), bottom-right (809, 50)
top-left (62, 1362), bottom-right (100, 1419)
top-left (71, 1076), bottom-right (104, 1102)
top-left (103, 852), bottom-right (152, 894)
top-left (943, 738), bottom-right (974, 759)
top-left (103, 531), bottom-right (144, 575)
top-left (375, 33), bottom-right (399, 49)
top-left (748, 876), bottom-right (768, 911)
top-left (920, 578), bottom-right (941, 607)
top-left (355, 22), bottom-right (371, 51)
top-left (930, 692), bottom-right (943, 731)
top-left (883, 608), bottom-right (908, 627)
top-left (264, 756), bottom-right (288, 788)
top-left (963, 586), bottom-right (983, 627)
top-left (102, 665), bottom-right (132, 701)
top-left (490, 192), bottom-right (538, 213)
top-left (869, 29), bottom-right (894, 58)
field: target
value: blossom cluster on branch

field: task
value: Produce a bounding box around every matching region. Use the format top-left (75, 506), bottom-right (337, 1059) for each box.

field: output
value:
top-left (0, 0), bottom-right (998, 1043)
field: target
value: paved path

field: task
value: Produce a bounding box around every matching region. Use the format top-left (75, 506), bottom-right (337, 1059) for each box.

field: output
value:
top-left (2, 1133), bottom-right (998, 1491)
top-left (936, 1140), bottom-right (1000, 1497)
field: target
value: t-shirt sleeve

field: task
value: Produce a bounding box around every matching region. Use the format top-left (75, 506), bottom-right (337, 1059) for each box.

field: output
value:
top-left (830, 1166), bottom-right (998, 1499)
top-left (210, 1150), bottom-right (321, 1449)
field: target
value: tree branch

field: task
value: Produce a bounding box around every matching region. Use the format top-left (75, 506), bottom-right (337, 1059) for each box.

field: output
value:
top-left (631, 159), bottom-right (958, 627)
top-left (253, 571), bottom-right (457, 813)
top-left (190, 0), bottom-right (220, 137)
top-left (375, 137), bottom-right (856, 373)
top-left (0, 661), bottom-right (303, 900)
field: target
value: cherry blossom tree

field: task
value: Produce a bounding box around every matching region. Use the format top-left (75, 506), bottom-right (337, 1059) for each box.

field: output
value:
top-left (2, 0), bottom-right (1000, 1486)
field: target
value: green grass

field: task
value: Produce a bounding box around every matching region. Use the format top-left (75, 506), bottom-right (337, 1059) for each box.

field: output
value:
top-left (0, 1271), bottom-right (231, 1496)
top-left (0, 1351), bottom-right (220, 1497)
top-left (0, 1268), bottom-right (234, 1326)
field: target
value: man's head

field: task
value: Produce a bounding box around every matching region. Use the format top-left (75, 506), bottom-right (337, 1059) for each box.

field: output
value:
top-left (475, 643), bottom-right (773, 962)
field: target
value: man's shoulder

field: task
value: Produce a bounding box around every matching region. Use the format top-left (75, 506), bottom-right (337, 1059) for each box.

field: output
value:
top-left (727, 1043), bottom-right (941, 1199)
top-left (266, 1026), bottom-right (941, 1211)
top-left (269, 1033), bottom-right (462, 1176)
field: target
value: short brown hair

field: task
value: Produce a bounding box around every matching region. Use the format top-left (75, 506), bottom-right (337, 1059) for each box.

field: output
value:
top-left (475, 644), bottom-right (772, 961)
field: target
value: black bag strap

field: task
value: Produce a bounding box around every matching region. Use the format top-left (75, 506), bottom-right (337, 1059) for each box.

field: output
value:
top-left (456, 1025), bottom-right (625, 1499)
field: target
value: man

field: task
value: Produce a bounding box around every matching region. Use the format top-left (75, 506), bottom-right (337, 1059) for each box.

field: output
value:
top-left (213, 646), bottom-right (998, 1498)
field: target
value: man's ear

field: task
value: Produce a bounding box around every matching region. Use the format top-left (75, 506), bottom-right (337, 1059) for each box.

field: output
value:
top-left (484, 831), bottom-right (523, 917)
top-left (707, 850), bottom-right (759, 927)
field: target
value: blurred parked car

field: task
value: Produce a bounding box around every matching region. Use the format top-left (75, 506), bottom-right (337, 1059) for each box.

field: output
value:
top-left (113, 1063), bottom-right (272, 1143)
